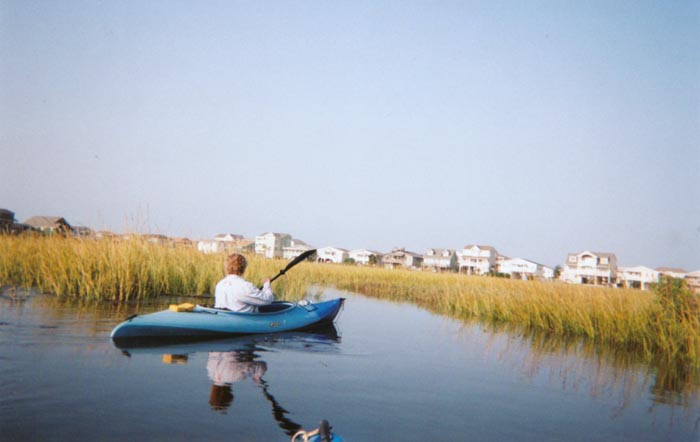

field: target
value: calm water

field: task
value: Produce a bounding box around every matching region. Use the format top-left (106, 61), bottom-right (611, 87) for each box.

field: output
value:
top-left (0, 288), bottom-right (698, 442)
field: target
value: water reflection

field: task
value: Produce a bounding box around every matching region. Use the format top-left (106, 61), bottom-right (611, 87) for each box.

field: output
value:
top-left (475, 322), bottom-right (700, 414)
top-left (114, 325), bottom-right (341, 436)
top-left (207, 350), bottom-right (267, 412)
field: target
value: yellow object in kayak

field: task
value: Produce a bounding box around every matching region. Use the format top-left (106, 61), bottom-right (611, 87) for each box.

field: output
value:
top-left (169, 303), bottom-right (195, 312)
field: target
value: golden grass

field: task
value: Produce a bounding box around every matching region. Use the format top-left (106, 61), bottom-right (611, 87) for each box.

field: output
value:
top-left (1, 235), bottom-right (698, 368)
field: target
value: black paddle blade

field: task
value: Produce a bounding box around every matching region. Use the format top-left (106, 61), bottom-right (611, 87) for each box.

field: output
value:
top-left (284, 248), bottom-right (317, 271)
top-left (268, 249), bottom-right (317, 284)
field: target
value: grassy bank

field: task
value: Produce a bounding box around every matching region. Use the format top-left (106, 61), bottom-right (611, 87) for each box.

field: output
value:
top-left (1, 235), bottom-right (698, 367)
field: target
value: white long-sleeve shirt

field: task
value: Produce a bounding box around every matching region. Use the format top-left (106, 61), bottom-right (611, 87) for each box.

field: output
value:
top-left (214, 274), bottom-right (274, 312)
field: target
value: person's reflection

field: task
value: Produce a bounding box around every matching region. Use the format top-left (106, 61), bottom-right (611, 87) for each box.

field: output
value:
top-left (207, 350), bottom-right (267, 413)
top-left (205, 349), bottom-right (303, 436)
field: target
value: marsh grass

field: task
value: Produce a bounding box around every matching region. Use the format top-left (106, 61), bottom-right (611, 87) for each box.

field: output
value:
top-left (1, 235), bottom-right (698, 368)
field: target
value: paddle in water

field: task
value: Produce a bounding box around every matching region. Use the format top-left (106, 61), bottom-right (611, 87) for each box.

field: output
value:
top-left (265, 249), bottom-right (317, 287)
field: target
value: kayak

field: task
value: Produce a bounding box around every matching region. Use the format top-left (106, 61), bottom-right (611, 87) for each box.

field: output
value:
top-left (110, 298), bottom-right (345, 340)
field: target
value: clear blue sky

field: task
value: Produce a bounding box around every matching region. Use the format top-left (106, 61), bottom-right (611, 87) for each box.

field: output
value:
top-left (1, 1), bottom-right (698, 270)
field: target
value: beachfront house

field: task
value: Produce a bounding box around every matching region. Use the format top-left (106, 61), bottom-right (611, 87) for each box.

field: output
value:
top-left (457, 245), bottom-right (498, 275)
top-left (349, 249), bottom-right (382, 266)
top-left (382, 248), bottom-right (423, 270)
top-left (197, 233), bottom-right (251, 254)
top-left (656, 267), bottom-right (688, 280)
top-left (617, 266), bottom-right (660, 290)
top-left (283, 239), bottom-right (314, 260)
top-left (316, 247), bottom-right (349, 264)
top-left (23, 216), bottom-right (72, 235)
top-left (498, 257), bottom-right (553, 280)
top-left (560, 251), bottom-right (617, 286)
top-left (685, 271), bottom-right (700, 294)
top-left (255, 232), bottom-right (292, 259)
top-left (0, 209), bottom-right (15, 232)
top-left (422, 248), bottom-right (457, 272)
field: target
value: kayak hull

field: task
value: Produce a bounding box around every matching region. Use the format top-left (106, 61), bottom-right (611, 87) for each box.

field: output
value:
top-left (110, 298), bottom-right (344, 339)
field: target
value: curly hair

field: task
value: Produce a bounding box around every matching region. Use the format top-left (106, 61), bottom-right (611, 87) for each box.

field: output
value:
top-left (225, 253), bottom-right (247, 276)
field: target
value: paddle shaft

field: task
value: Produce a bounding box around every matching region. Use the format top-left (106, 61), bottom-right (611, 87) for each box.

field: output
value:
top-left (263, 249), bottom-right (316, 287)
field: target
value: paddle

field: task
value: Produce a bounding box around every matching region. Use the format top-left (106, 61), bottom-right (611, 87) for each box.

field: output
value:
top-left (263, 249), bottom-right (317, 287)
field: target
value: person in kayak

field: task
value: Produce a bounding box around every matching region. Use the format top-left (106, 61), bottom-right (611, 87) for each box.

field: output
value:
top-left (214, 253), bottom-right (274, 312)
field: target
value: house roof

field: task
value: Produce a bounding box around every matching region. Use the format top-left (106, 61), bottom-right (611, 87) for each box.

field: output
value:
top-left (462, 245), bottom-right (497, 252)
top-left (24, 216), bottom-right (71, 229)
top-left (656, 267), bottom-right (688, 274)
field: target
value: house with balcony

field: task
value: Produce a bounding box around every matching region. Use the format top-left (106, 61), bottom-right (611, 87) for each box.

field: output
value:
top-left (316, 247), bottom-right (349, 264)
top-left (422, 248), bottom-right (457, 272)
top-left (349, 249), bottom-right (382, 266)
top-left (382, 248), bottom-right (423, 270)
top-left (457, 245), bottom-right (498, 275)
top-left (560, 251), bottom-right (617, 286)
top-left (283, 239), bottom-right (314, 260)
top-left (498, 257), bottom-right (553, 280)
top-left (617, 266), bottom-right (660, 290)
top-left (254, 232), bottom-right (292, 259)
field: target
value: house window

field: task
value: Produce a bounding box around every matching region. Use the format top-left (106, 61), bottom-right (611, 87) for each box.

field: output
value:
top-left (569, 256), bottom-right (576, 263)
top-left (601, 258), bottom-right (608, 264)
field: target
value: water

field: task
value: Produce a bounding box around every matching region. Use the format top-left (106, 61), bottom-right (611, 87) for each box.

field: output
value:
top-left (0, 289), bottom-right (698, 441)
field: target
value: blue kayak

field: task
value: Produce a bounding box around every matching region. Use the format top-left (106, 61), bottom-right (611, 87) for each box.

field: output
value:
top-left (110, 298), bottom-right (345, 340)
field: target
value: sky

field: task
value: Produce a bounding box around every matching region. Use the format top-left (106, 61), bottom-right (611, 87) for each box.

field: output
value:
top-left (1, 1), bottom-right (699, 270)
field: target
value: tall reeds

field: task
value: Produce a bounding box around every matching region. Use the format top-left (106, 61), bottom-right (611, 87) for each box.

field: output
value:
top-left (1, 235), bottom-right (698, 368)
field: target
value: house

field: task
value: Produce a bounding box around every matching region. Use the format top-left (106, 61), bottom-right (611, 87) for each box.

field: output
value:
top-left (0, 209), bottom-right (15, 232)
top-left (215, 233), bottom-right (244, 242)
top-left (382, 248), bottom-right (423, 270)
top-left (685, 271), bottom-right (700, 294)
top-left (254, 232), bottom-right (292, 259)
top-left (23, 216), bottom-right (72, 234)
top-left (422, 248), bottom-right (457, 272)
top-left (197, 234), bottom-right (253, 254)
top-left (72, 226), bottom-right (94, 238)
top-left (656, 267), bottom-right (688, 280)
top-left (498, 257), bottom-right (553, 280)
top-left (560, 251), bottom-right (617, 286)
top-left (617, 266), bottom-right (660, 290)
top-left (456, 245), bottom-right (498, 275)
top-left (283, 239), bottom-right (314, 260)
top-left (348, 249), bottom-right (382, 266)
top-left (316, 247), bottom-right (349, 264)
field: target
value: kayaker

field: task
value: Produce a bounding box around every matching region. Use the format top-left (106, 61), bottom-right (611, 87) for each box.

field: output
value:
top-left (214, 253), bottom-right (274, 312)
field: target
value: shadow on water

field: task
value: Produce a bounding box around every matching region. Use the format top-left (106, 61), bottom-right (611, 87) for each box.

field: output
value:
top-left (113, 324), bottom-right (341, 437)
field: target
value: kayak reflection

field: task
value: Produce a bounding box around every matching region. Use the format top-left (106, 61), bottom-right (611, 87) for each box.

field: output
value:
top-left (113, 325), bottom-right (341, 436)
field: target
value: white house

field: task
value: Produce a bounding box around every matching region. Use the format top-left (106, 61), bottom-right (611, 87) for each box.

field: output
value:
top-left (457, 245), bottom-right (498, 275)
top-left (349, 249), bottom-right (382, 266)
top-left (282, 239), bottom-right (314, 260)
top-left (197, 233), bottom-right (249, 254)
top-left (255, 232), bottom-right (292, 259)
top-left (656, 267), bottom-right (688, 280)
top-left (498, 257), bottom-right (553, 280)
top-left (685, 271), bottom-right (700, 294)
top-left (316, 247), bottom-right (349, 264)
top-left (383, 248), bottom-right (423, 270)
top-left (617, 266), bottom-right (660, 290)
top-left (560, 251), bottom-right (617, 286)
top-left (422, 248), bottom-right (457, 272)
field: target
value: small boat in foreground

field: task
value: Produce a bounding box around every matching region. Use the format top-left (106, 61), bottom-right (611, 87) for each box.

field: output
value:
top-left (110, 298), bottom-right (345, 340)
